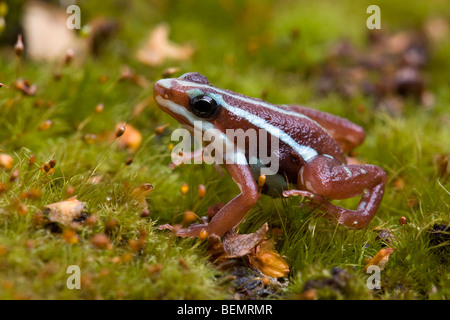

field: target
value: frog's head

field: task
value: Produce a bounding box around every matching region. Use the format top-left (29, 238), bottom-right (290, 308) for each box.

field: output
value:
top-left (153, 72), bottom-right (222, 132)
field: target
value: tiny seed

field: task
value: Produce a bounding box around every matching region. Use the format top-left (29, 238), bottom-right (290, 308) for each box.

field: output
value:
top-left (14, 34), bottom-right (24, 57)
top-left (140, 208), bottom-right (151, 218)
top-left (27, 155), bottom-right (36, 166)
top-left (38, 120), bottom-right (53, 131)
top-left (48, 159), bottom-right (56, 168)
top-left (95, 103), bottom-right (104, 113)
top-left (154, 124), bottom-right (169, 135)
top-left (180, 183), bottom-right (189, 195)
top-left (198, 184), bottom-right (206, 199)
top-left (199, 229), bottom-right (208, 240)
top-left (115, 123), bottom-right (126, 138)
top-left (9, 169), bottom-right (19, 182)
top-left (399, 216), bottom-right (408, 225)
top-left (258, 174), bottom-right (266, 187)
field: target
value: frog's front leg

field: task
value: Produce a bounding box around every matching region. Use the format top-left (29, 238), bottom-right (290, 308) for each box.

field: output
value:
top-left (161, 163), bottom-right (260, 237)
top-left (286, 154), bottom-right (387, 229)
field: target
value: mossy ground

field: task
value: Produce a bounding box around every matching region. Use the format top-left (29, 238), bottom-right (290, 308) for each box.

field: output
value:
top-left (0, 0), bottom-right (448, 299)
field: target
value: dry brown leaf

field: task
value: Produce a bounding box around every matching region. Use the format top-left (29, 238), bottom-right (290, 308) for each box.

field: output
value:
top-left (136, 23), bottom-right (194, 66)
top-left (43, 197), bottom-right (87, 226)
top-left (130, 183), bottom-right (153, 209)
top-left (116, 123), bottom-right (142, 152)
top-left (251, 239), bottom-right (290, 278)
top-left (364, 248), bottom-right (395, 271)
top-left (208, 223), bottom-right (289, 278)
top-left (223, 223), bottom-right (268, 258)
top-left (424, 17), bottom-right (449, 43)
top-left (22, 1), bottom-right (87, 62)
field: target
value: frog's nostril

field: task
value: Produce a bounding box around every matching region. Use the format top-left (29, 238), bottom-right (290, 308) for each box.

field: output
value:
top-left (153, 82), bottom-right (168, 99)
top-left (154, 78), bottom-right (175, 99)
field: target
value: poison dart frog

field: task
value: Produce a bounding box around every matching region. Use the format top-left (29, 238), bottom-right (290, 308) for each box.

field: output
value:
top-left (153, 72), bottom-right (387, 237)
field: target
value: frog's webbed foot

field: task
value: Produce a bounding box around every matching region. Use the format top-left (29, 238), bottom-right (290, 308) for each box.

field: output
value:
top-left (283, 189), bottom-right (327, 203)
top-left (283, 190), bottom-right (337, 218)
top-left (158, 223), bottom-right (209, 238)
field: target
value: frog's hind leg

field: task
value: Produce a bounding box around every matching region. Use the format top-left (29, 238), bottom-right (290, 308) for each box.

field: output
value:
top-left (285, 155), bottom-right (387, 229)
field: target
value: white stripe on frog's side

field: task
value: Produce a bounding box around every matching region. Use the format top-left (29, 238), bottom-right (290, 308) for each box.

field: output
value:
top-left (156, 78), bottom-right (328, 132)
top-left (209, 92), bottom-right (319, 162)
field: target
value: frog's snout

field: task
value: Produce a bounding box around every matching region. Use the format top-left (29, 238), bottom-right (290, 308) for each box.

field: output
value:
top-left (154, 78), bottom-right (176, 100)
top-left (153, 80), bottom-right (170, 100)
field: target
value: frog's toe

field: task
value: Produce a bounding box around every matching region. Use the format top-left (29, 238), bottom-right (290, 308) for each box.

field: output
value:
top-left (283, 189), bottom-right (325, 202)
top-left (177, 223), bottom-right (209, 238)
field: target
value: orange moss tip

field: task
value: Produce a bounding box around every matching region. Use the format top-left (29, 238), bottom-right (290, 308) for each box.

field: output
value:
top-left (364, 248), bottom-right (395, 271)
top-left (125, 157), bottom-right (133, 165)
top-left (0, 182), bottom-right (7, 194)
top-left (199, 229), bottom-right (208, 240)
top-left (180, 182), bottom-right (189, 195)
top-left (66, 185), bottom-right (75, 196)
top-left (62, 229), bottom-right (79, 244)
top-left (17, 203), bottom-right (28, 216)
top-left (27, 155), bottom-right (36, 166)
top-left (197, 184), bottom-right (206, 199)
top-left (0, 245), bottom-right (8, 256)
top-left (183, 211), bottom-right (197, 224)
top-left (91, 234), bottom-right (112, 250)
top-left (154, 123), bottom-right (169, 135)
top-left (399, 216), bottom-right (408, 225)
top-left (19, 188), bottom-right (42, 199)
top-left (9, 169), bottom-right (19, 182)
top-left (64, 48), bottom-right (74, 65)
top-left (14, 34), bottom-right (24, 57)
top-left (146, 263), bottom-right (163, 275)
top-left (14, 79), bottom-right (37, 96)
top-left (38, 120), bottom-right (53, 131)
top-left (140, 208), bottom-right (151, 218)
top-left (84, 215), bottom-right (98, 226)
top-left (115, 122), bottom-right (126, 138)
top-left (258, 174), bottom-right (266, 188)
top-left (178, 258), bottom-right (190, 270)
top-left (0, 153), bottom-right (14, 169)
top-left (95, 103), bottom-right (104, 113)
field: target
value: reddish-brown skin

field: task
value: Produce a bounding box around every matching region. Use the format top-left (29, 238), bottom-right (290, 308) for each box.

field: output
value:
top-left (154, 73), bottom-right (387, 237)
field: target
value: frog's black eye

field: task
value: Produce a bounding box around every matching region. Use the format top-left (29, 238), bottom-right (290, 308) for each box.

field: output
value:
top-left (190, 95), bottom-right (220, 119)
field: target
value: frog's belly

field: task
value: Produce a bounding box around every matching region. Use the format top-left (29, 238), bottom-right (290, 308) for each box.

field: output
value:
top-left (248, 159), bottom-right (289, 197)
